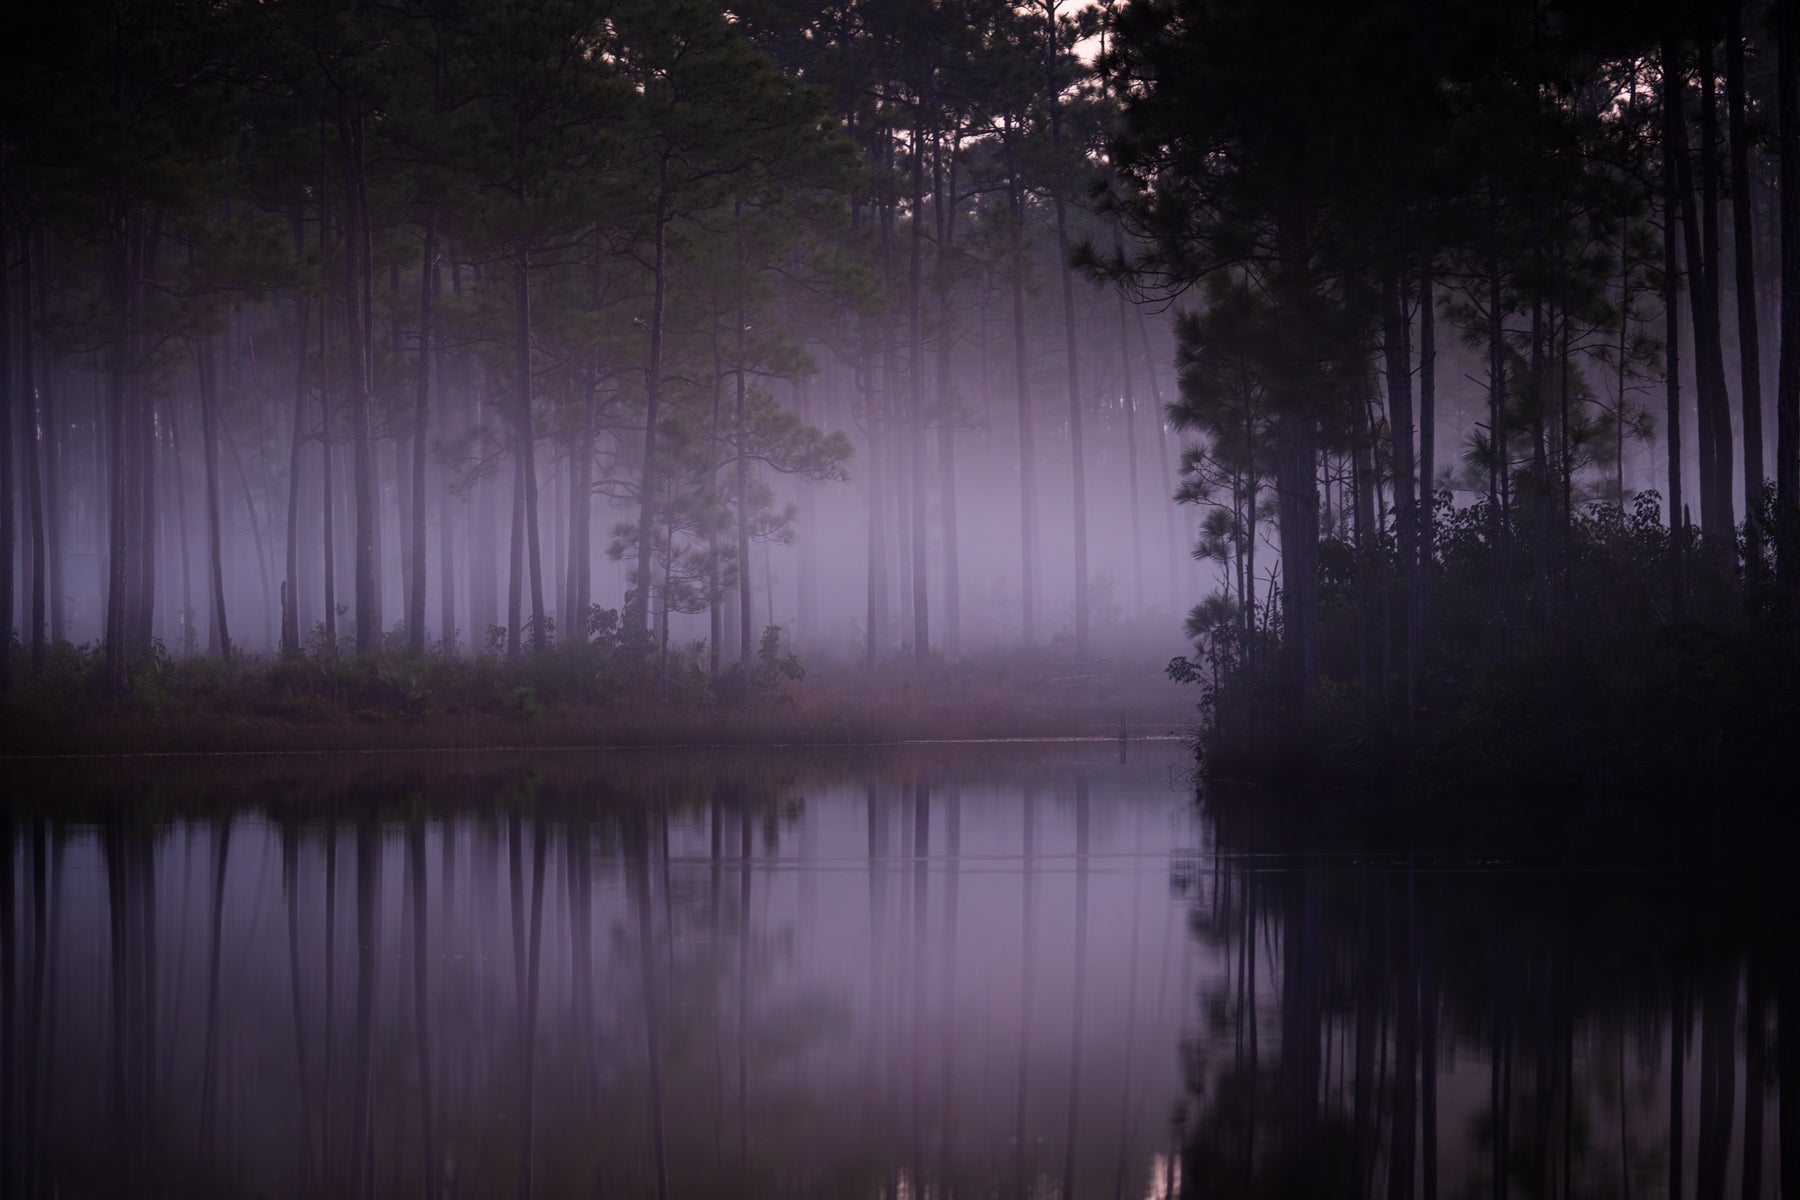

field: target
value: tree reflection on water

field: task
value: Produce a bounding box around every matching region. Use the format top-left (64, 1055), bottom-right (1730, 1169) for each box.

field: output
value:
top-left (1, 745), bottom-right (1788, 1198)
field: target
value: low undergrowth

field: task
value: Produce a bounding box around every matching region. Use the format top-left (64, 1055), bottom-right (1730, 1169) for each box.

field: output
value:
top-left (1179, 494), bottom-right (1800, 805)
top-left (0, 619), bottom-right (1189, 756)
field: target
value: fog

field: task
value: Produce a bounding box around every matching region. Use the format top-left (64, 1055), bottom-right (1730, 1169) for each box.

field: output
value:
top-left (6, 197), bottom-right (1213, 671)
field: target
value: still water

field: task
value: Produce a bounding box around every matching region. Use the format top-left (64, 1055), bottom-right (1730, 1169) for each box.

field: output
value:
top-left (0, 740), bottom-right (1787, 1198)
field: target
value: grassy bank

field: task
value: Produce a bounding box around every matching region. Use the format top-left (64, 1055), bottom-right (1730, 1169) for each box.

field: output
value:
top-left (0, 631), bottom-right (1194, 757)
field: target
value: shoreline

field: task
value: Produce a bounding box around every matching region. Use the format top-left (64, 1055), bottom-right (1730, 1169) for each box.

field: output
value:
top-left (0, 697), bottom-right (1197, 760)
top-left (1, 730), bottom-right (1192, 763)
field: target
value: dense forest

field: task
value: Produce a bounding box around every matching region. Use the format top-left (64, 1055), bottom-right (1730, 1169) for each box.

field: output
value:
top-left (0, 0), bottom-right (1796, 768)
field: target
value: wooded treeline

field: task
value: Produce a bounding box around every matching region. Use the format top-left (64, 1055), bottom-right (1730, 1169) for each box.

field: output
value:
top-left (2, 0), bottom-right (1798, 724)
top-left (1101, 0), bottom-right (1800, 744)
top-left (0, 0), bottom-right (1210, 701)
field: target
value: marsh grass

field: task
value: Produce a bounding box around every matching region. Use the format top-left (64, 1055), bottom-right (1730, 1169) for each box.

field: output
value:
top-left (0, 626), bottom-right (1192, 757)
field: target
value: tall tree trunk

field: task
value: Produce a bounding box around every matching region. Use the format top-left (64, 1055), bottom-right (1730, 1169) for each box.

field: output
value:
top-left (409, 209), bottom-right (437, 656)
top-left (1699, 41), bottom-right (1735, 534)
top-left (1726, 2), bottom-right (1765, 533)
top-left (1669, 42), bottom-right (1736, 541)
top-left (195, 341), bottom-right (233, 663)
top-left (1487, 187), bottom-right (1507, 636)
top-left (130, 214), bottom-right (161, 657)
top-left (567, 384), bottom-right (594, 641)
top-left (0, 156), bottom-right (12, 693)
top-left (20, 224), bottom-right (47, 675)
top-left (223, 402), bottom-right (276, 651)
top-left (1048, 123), bottom-right (1090, 657)
top-left (1113, 231), bottom-right (1145, 616)
top-left (1008, 132), bottom-right (1038, 646)
top-left (885, 182), bottom-right (913, 648)
top-left (508, 425), bottom-right (524, 657)
top-left (1349, 361), bottom-right (1376, 687)
top-left (1777, 0), bottom-right (1800, 582)
top-left (513, 218), bottom-right (546, 655)
top-left (863, 314), bottom-right (889, 665)
top-left (35, 231), bottom-right (63, 647)
top-left (633, 156), bottom-right (671, 635)
top-left (907, 104), bottom-right (931, 669)
top-left (1663, 44), bottom-right (1689, 613)
top-left (170, 389), bottom-right (195, 657)
top-left (338, 102), bottom-right (380, 656)
top-left (797, 372), bottom-right (818, 649)
top-left (319, 184), bottom-right (338, 649)
top-left (935, 136), bottom-right (961, 656)
top-left (1418, 268), bottom-right (1435, 662)
top-left (1383, 267), bottom-right (1417, 718)
top-left (736, 296), bottom-right (754, 666)
top-left (284, 222), bottom-right (309, 657)
top-left (1137, 306), bottom-right (1182, 617)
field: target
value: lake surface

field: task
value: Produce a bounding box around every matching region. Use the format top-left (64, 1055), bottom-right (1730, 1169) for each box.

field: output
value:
top-left (0, 740), bottom-right (1788, 1198)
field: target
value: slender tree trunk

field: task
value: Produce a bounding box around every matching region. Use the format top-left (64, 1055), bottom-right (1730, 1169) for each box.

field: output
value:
top-left (223, 402), bottom-right (276, 651)
top-left (130, 215), bottom-right (161, 657)
top-left (1777, 0), bottom-right (1800, 582)
top-left (35, 231), bottom-right (63, 647)
top-left (1726, 3), bottom-right (1765, 531)
top-left (20, 224), bottom-right (47, 675)
top-left (1487, 187), bottom-right (1507, 636)
top-left (284, 226), bottom-right (309, 657)
top-left (508, 426), bottom-right (524, 656)
top-left (885, 181), bottom-right (913, 649)
top-left (515, 218), bottom-right (547, 654)
top-left (1418, 268), bottom-right (1435, 650)
top-left (1113, 234), bottom-right (1145, 616)
top-left (170, 389), bottom-right (195, 657)
top-left (1699, 41), bottom-right (1735, 533)
top-left (195, 340), bottom-right (232, 663)
top-left (736, 296), bottom-right (754, 666)
top-left (864, 318), bottom-right (889, 664)
top-left (319, 187), bottom-right (338, 649)
top-left (1668, 43), bottom-right (1736, 540)
top-left (935, 136), bottom-right (961, 656)
top-left (0, 156), bottom-right (12, 691)
top-left (797, 373), bottom-right (818, 649)
top-left (1383, 268), bottom-right (1417, 718)
top-left (633, 156), bottom-right (671, 635)
top-left (1349, 362), bottom-right (1375, 687)
top-left (434, 258), bottom-right (456, 651)
top-left (567, 383), bottom-right (594, 641)
top-left (1008, 134), bottom-right (1038, 645)
top-left (1618, 237), bottom-right (1633, 507)
top-left (410, 208), bottom-right (437, 656)
top-left (1663, 48), bottom-right (1689, 612)
top-left (707, 315), bottom-right (726, 678)
top-left (1051, 193), bottom-right (1089, 657)
top-left (1137, 307), bottom-right (1182, 617)
top-left (1273, 226), bottom-right (1322, 703)
top-left (338, 102), bottom-right (379, 656)
top-left (907, 103), bottom-right (930, 668)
